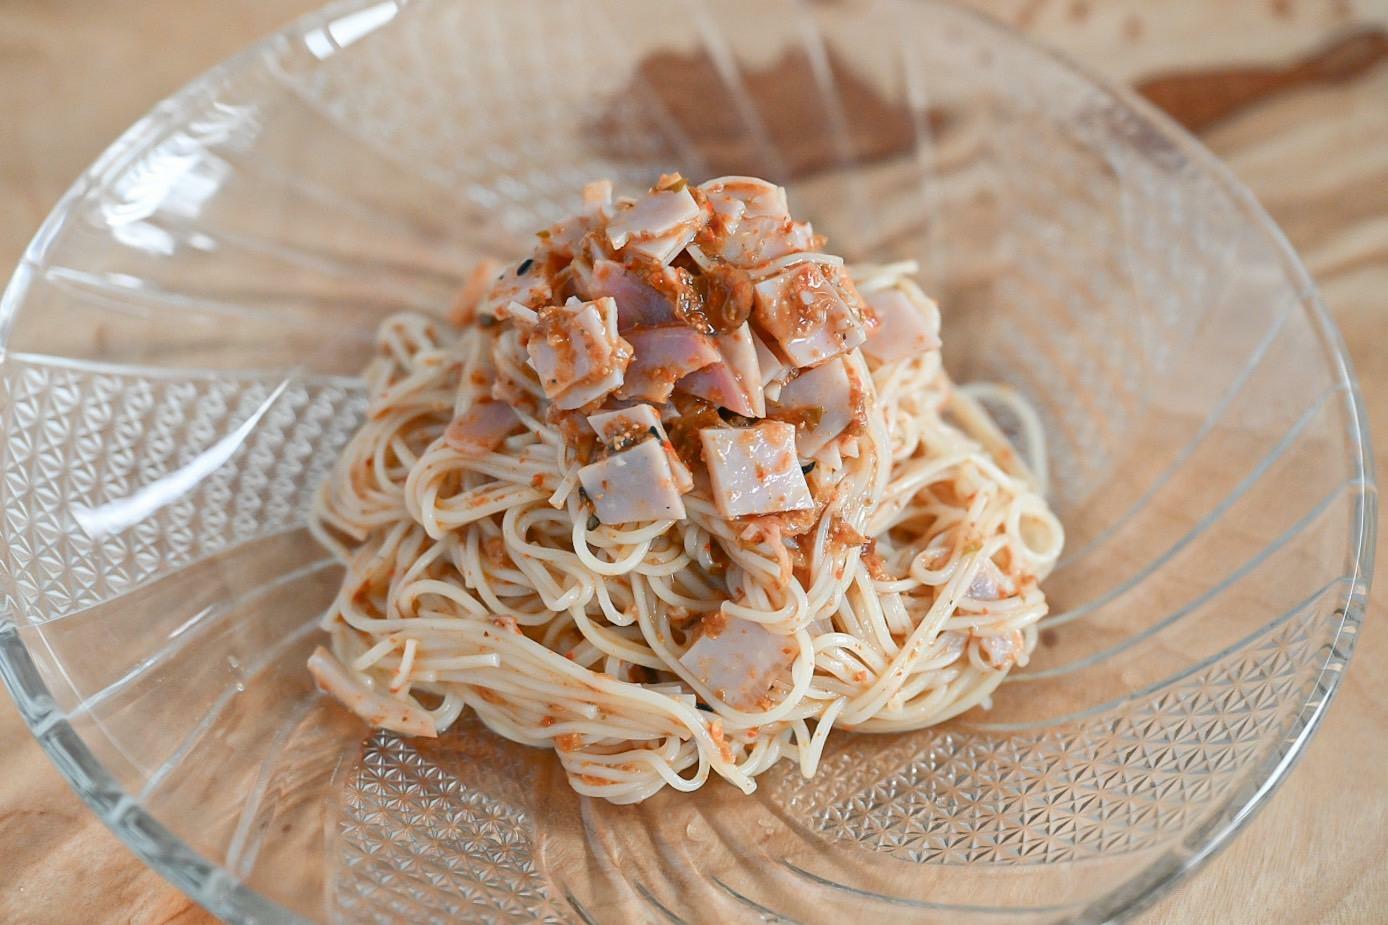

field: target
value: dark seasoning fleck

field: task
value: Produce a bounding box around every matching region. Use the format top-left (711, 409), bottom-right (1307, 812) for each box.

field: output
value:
top-left (517, 258), bottom-right (534, 275)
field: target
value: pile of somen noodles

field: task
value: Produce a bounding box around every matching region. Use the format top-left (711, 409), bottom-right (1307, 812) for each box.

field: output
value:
top-left (307, 174), bottom-right (1064, 803)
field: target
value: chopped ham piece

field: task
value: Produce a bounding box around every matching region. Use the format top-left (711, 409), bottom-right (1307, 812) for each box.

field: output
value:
top-left (979, 630), bottom-right (1026, 669)
top-left (707, 190), bottom-right (746, 228)
top-left (700, 176), bottom-right (788, 219)
top-left (714, 216), bottom-right (815, 268)
top-left (308, 647), bottom-right (437, 738)
top-left (785, 220), bottom-right (816, 252)
top-left (449, 258), bottom-right (502, 326)
top-left (582, 179), bottom-right (613, 217)
top-left (587, 404), bottom-right (692, 492)
top-left (695, 177), bottom-right (811, 269)
top-left (751, 330), bottom-right (793, 401)
top-left (769, 357), bottom-right (853, 457)
top-left (526, 296), bottom-right (632, 410)
top-left (678, 617), bottom-right (794, 710)
top-left (584, 259), bottom-right (679, 329)
top-left (675, 322), bottom-right (765, 417)
top-left (541, 214), bottom-right (591, 259)
top-left (579, 438), bottom-right (688, 524)
top-left (478, 264), bottom-right (552, 320)
top-left (814, 440), bottom-right (843, 473)
top-left (587, 403), bottom-right (663, 445)
top-left (606, 188), bottom-right (706, 265)
top-left (617, 325), bottom-right (720, 403)
top-left (967, 560), bottom-right (1008, 601)
top-left (752, 330), bottom-right (788, 388)
top-left (699, 421), bottom-right (813, 518)
top-left (500, 300), bottom-right (537, 327)
top-left (752, 262), bottom-right (870, 368)
top-left (861, 288), bottom-right (941, 363)
top-left (444, 400), bottom-right (521, 456)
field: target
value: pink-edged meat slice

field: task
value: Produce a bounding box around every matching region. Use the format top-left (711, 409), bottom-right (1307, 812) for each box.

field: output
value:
top-left (584, 259), bottom-right (679, 329)
top-left (605, 187), bottom-right (705, 265)
top-left (699, 421), bottom-right (813, 518)
top-left (477, 264), bottom-right (552, 320)
top-left (582, 179), bottom-right (613, 217)
top-left (695, 177), bottom-right (814, 268)
top-left (675, 322), bottom-right (765, 417)
top-left (526, 296), bottom-right (632, 410)
top-left (699, 176), bottom-right (789, 218)
top-left (752, 330), bottom-right (788, 388)
top-left (444, 400), bottom-right (521, 456)
top-left (578, 438), bottom-right (688, 524)
top-left (617, 325), bottom-right (720, 403)
top-left (678, 618), bottom-right (795, 709)
top-left (768, 357), bottom-right (854, 458)
top-left (861, 288), bottom-right (941, 363)
top-left (587, 403), bottom-right (692, 493)
top-left (752, 262), bottom-right (871, 369)
top-left (751, 329), bottom-right (793, 401)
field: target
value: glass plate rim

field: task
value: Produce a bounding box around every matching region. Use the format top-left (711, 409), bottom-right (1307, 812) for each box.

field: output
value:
top-left (0, 1), bottom-right (1374, 922)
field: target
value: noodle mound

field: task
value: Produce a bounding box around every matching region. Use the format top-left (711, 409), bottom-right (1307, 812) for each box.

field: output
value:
top-left (309, 175), bottom-right (1063, 803)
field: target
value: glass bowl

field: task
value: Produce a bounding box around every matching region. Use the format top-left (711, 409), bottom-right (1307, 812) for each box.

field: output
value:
top-left (0, 1), bottom-right (1373, 922)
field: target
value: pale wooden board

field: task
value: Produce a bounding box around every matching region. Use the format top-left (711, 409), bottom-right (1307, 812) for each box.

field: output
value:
top-left (0, 1), bottom-right (1384, 922)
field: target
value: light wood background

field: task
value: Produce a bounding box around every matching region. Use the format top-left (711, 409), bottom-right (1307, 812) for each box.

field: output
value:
top-left (1, 1), bottom-right (1385, 922)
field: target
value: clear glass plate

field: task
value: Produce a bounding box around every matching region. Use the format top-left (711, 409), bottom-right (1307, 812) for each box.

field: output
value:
top-left (0, 1), bottom-right (1373, 922)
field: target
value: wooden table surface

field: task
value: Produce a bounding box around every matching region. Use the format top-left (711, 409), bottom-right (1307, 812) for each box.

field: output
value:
top-left (1, 1), bottom-right (1385, 922)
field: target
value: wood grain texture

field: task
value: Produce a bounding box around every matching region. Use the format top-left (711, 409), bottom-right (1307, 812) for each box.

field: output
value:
top-left (0, 1), bottom-right (1385, 922)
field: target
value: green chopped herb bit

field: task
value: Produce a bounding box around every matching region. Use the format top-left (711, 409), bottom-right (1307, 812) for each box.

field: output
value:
top-left (586, 515), bottom-right (600, 531)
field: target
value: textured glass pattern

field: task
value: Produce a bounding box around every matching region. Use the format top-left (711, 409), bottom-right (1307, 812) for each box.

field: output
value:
top-left (0, 358), bottom-right (365, 622)
top-left (332, 731), bottom-right (564, 925)
top-left (0, 0), bottom-right (1371, 923)
top-left (772, 598), bottom-right (1329, 865)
